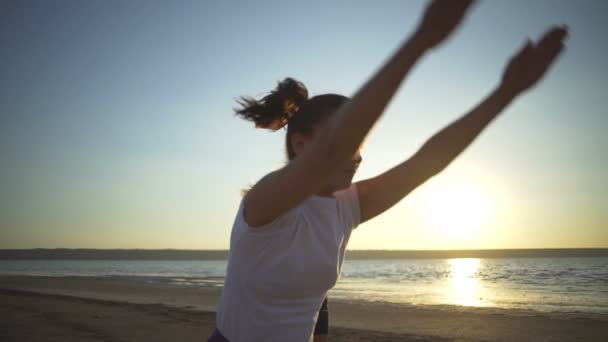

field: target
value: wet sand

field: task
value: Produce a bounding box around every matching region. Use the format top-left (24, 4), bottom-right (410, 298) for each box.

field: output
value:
top-left (1, 275), bottom-right (607, 341)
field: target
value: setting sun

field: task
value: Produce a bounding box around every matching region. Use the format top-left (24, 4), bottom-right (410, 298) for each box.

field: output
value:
top-left (423, 177), bottom-right (492, 238)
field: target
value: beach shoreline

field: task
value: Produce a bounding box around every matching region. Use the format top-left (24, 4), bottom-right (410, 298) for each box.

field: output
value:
top-left (1, 275), bottom-right (607, 341)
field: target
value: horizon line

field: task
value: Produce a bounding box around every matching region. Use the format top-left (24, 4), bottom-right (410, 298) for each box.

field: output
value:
top-left (1, 247), bottom-right (607, 251)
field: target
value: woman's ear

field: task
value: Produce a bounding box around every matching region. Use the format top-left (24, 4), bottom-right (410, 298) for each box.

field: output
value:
top-left (290, 131), bottom-right (311, 156)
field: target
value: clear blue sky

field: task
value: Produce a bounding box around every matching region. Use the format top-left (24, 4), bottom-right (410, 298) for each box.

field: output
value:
top-left (1, 0), bottom-right (606, 249)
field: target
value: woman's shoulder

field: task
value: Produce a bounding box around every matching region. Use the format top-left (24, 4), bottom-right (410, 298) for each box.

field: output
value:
top-left (233, 195), bottom-right (301, 235)
top-left (333, 183), bottom-right (361, 230)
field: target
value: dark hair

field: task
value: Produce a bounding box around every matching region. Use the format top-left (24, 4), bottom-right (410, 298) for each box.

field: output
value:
top-left (234, 77), bottom-right (348, 160)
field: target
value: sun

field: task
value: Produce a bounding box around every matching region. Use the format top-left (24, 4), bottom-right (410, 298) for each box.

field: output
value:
top-left (426, 180), bottom-right (491, 238)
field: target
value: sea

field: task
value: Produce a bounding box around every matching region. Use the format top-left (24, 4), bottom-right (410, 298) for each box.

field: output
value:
top-left (1, 254), bottom-right (607, 316)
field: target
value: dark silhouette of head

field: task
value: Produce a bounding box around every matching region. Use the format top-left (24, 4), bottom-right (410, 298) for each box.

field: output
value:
top-left (233, 77), bottom-right (362, 194)
top-left (234, 77), bottom-right (349, 160)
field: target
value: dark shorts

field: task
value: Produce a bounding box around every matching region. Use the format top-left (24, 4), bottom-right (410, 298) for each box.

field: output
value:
top-left (207, 297), bottom-right (329, 341)
top-left (207, 327), bottom-right (229, 342)
top-left (314, 297), bottom-right (329, 335)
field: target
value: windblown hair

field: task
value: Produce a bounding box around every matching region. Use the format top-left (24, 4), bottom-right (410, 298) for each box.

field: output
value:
top-left (234, 77), bottom-right (348, 160)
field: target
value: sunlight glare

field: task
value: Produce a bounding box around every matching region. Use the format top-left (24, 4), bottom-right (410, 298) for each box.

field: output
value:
top-left (426, 180), bottom-right (491, 238)
top-left (447, 258), bottom-right (483, 307)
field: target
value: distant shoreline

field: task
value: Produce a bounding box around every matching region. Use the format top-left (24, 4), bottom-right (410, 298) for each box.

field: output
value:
top-left (1, 248), bottom-right (607, 260)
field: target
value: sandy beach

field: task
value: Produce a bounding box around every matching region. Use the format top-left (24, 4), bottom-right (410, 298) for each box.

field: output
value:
top-left (1, 275), bottom-right (607, 342)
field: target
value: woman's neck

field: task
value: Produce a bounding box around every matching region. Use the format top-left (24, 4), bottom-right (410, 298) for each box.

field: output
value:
top-left (315, 185), bottom-right (336, 198)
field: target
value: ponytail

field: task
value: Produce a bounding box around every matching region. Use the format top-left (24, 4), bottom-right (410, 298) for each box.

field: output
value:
top-left (234, 77), bottom-right (349, 161)
top-left (233, 77), bottom-right (309, 131)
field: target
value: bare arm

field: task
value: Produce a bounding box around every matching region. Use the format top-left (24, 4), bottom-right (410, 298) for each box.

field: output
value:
top-left (357, 85), bottom-right (515, 223)
top-left (245, 0), bottom-right (475, 227)
top-left (357, 25), bottom-right (568, 223)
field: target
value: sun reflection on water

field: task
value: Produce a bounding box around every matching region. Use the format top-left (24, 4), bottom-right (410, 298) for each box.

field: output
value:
top-left (447, 258), bottom-right (483, 306)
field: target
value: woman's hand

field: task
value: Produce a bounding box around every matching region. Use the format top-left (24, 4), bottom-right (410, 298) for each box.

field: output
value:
top-left (500, 25), bottom-right (569, 96)
top-left (414, 0), bottom-right (475, 50)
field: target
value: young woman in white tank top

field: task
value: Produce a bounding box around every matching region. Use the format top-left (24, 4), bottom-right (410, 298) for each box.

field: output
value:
top-left (208, 1), bottom-right (568, 341)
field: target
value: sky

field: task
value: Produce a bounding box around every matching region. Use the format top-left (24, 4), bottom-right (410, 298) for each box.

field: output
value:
top-left (1, 0), bottom-right (606, 250)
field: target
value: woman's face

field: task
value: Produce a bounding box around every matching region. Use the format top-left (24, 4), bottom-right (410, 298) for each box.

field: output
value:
top-left (291, 120), bottom-right (363, 193)
top-left (325, 149), bottom-right (363, 191)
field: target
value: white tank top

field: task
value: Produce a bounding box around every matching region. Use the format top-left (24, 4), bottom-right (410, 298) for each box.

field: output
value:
top-left (215, 183), bottom-right (361, 342)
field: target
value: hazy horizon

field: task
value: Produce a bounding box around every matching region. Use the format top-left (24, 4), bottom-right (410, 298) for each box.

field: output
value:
top-left (2, 247), bottom-right (607, 261)
top-left (1, 0), bottom-right (607, 250)
top-left (4, 247), bottom-right (608, 251)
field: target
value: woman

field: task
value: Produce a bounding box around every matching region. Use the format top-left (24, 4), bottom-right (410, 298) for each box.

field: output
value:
top-left (208, 1), bottom-right (568, 341)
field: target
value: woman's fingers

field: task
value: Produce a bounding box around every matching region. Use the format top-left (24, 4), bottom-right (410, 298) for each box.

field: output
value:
top-left (423, 0), bottom-right (475, 22)
top-left (416, 0), bottom-right (476, 49)
top-left (536, 26), bottom-right (568, 54)
top-left (545, 25), bottom-right (569, 44)
top-left (501, 24), bottom-right (569, 94)
top-left (533, 26), bottom-right (568, 74)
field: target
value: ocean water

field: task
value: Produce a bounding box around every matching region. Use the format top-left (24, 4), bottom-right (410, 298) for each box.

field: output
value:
top-left (1, 257), bottom-right (607, 315)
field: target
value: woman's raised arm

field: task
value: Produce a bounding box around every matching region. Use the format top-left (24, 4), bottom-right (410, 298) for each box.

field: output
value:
top-left (244, 0), bottom-right (475, 228)
top-left (356, 25), bottom-right (568, 224)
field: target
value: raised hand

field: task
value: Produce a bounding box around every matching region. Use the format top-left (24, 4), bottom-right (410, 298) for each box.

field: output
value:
top-left (501, 26), bottom-right (569, 95)
top-left (414, 0), bottom-right (475, 50)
